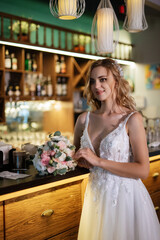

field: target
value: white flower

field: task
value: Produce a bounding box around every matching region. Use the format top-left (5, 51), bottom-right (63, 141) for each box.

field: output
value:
top-left (64, 148), bottom-right (74, 157)
top-left (56, 162), bottom-right (68, 170)
top-left (58, 152), bottom-right (66, 161)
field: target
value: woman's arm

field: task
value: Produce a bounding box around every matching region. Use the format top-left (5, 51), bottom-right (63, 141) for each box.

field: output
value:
top-left (74, 112), bottom-right (93, 169)
top-left (74, 112), bottom-right (150, 179)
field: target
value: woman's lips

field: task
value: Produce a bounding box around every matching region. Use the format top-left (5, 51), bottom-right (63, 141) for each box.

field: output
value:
top-left (95, 90), bottom-right (104, 95)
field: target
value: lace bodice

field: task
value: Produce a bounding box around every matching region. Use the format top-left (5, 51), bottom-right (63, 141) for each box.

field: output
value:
top-left (81, 111), bottom-right (134, 162)
top-left (80, 111), bottom-right (139, 205)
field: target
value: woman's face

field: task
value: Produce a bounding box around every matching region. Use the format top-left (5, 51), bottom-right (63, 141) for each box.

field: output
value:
top-left (90, 66), bottom-right (116, 101)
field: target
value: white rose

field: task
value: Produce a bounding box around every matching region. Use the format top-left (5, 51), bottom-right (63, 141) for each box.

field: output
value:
top-left (58, 152), bottom-right (66, 161)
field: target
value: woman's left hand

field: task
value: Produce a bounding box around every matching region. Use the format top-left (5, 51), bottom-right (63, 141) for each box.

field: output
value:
top-left (74, 148), bottom-right (100, 167)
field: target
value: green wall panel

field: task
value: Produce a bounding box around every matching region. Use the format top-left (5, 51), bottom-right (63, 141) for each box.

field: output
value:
top-left (0, 0), bottom-right (93, 34)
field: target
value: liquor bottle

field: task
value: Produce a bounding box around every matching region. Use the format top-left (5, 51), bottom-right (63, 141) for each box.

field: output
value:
top-left (60, 56), bottom-right (66, 74)
top-left (25, 53), bottom-right (32, 71)
top-left (30, 82), bottom-right (36, 98)
top-left (36, 77), bottom-right (42, 96)
top-left (24, 74), bottom-right (31, 96)
top-left (5, 49), bottom-right (11, 69)
top-left (15, 86), bottom-right (21, 100)
top-left (61, 77), bottom-right (67, 96)
top-left (32, 54), bottom-right (37, 72)
top-left (47, 75), bottom-right (53, 97)
top-left (55, 55), bottom-right (61, 74)
top-left (11, 53), bottom-right (18, 70)
top-left (41, 77), bottom-right (47, 97)
top-left (56, 77), bottom-right (62, 96)
top-left (8, 86), bottom-right (13, 97)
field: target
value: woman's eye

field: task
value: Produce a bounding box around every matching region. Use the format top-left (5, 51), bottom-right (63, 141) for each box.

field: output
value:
top-left (100, 78), bottom-right (107, 82)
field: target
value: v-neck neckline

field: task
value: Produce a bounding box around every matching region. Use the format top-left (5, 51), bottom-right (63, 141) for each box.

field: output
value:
top-left (86, 112), bottom-right (130, 154)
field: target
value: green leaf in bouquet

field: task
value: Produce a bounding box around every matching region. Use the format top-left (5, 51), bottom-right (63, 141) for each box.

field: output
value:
top-left (38, 148), bottom-right (43, 155)
top-left (49, 133), bottom-right (53, 138)
top-left (54, 131), bottom-right (61, 136)
top-left (47, 141), bottom-right (53, 148)
top-left (39, 170), bottom-right (48, 176)
top-left (55, 152), bottom-right (62, 158)
top-left (43, 145), bottom-right (50, 151)
top-left (66, 156), bottom-right (72, 161)
top-left (53, 170), bottom-right (57, 176)
top-left (52, 161), bottom-right (58, 167)
top-left (68, 145), bottom-right (76, 150)
top-left (57, 168), bottom-right (67, 175)
top-left (54, 144), bottom-right (60, 149)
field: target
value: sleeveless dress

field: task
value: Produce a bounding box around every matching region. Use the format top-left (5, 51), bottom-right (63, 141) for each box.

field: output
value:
top-left (78, 111), bottom-right (160, 240)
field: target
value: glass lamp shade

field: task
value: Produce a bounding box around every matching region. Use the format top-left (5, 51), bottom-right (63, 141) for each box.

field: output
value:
top-left (91, 0), bottom-right (119, 54)
top-left (49, 0), bottom-right (85, 20)
top-left (123, 0), bottom-right (148, 32)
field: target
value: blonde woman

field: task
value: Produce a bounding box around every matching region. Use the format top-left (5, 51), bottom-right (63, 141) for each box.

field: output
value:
top-left (74, 58), bottom-right (160, 240)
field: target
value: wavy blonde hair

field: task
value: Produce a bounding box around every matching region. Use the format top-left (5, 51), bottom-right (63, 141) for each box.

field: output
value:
top-left (84, 58), bottom-right (136, 111)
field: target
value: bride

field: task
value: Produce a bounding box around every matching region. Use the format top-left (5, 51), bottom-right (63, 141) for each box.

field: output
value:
top-left (74, 58), bottom-right (160, 240)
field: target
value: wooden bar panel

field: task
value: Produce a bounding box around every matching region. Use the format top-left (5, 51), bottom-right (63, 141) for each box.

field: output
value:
top-left (5, 182), bottom-right (82, 240)
top-left (0, 202), bottom-right (4, 240)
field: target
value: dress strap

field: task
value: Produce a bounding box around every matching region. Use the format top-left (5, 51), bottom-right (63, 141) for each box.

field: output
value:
top-left (85, 111), bottom-right (90, 129)
top-left (123, 111), bottom-right (137, 126)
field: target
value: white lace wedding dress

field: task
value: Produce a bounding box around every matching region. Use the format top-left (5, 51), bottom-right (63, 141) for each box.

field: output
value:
top-left (78, 112), bottom-right (160, 240)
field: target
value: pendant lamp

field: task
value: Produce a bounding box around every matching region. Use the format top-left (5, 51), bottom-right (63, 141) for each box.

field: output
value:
top-left (49, 0), bottom-right (85, 20)
top-left (123, 0), bottom-right (148, 32)
top-left (91, 0), bottom-right (119, 54)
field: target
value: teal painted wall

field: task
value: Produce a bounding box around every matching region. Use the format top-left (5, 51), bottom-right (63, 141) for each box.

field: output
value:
top-left (1, 0), bottom-right (160, 63)
top-left (0, 0), bottom-right (93, 34)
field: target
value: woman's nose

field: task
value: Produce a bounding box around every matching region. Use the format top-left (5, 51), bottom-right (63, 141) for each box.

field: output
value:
top-left (95, 80), bottom-right (101, 88)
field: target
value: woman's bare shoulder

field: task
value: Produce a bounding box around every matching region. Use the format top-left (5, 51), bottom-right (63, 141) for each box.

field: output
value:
top-left (76, 111), bottom-right (88, 125)
top-left (127, 111), bottom-right (144, 130)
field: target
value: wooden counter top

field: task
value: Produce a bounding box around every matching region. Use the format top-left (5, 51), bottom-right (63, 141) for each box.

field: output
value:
top-left (0, 147), bottom-right (159, 198)
top-left (0, 164), bottom-right (89, 198)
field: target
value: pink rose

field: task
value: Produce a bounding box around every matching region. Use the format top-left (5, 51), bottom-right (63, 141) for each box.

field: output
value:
top-left (41, 151), bottom-right (49, 158)
top-left (47, 166), bottom-right (55, 173)
top-left (57, 141), bottom-right (67, 150)
top-left (49, 150), bottom-right (56, 156)
top-left (41, 155), bottom-right (50, 166)
top-left (62, 161), bottom-right (67, 165)
top-left (41, 151), bottom-right (50, 166)
top-left (53, 158), bottom-right (59, 162)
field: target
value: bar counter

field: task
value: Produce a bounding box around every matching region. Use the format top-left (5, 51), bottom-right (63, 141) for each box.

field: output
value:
top-left (0, 147), bottom-right (160, 197)
top-left (0, 164), bottom-right (89, 196)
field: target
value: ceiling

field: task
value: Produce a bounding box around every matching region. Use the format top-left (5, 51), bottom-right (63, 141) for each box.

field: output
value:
top-left (41, 0), bottom-right (160, 22)
top-left (84, 0), bottom-right (160, 21)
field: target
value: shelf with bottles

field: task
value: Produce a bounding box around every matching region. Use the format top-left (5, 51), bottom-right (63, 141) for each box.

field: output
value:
top-left (0, 71), bottom-right (5, 97)
top-left (55, 76), bottom-right (69, 100)
top-left (5, 71), bottom-right (23, 101)
top-left (4, 45), bottom-right (23, 71)
top-left (23, 72), bottom-right (54, 100)
top-left (24, 49), bottom-right (42, 73)
top-left (55, 55), bottom-right (68, 75)
top-left (0, 45), bottom-right (5, 69)
top-left (0, 98), bottom-right (5, 123)
top-left (54, 54), bottom-right (73, 101)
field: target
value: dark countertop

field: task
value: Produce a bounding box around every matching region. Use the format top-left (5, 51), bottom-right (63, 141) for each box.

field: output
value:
top-left (0, 164), bottom-right (89, 196)
top-left (0, 147), bottom-right (160, 197)
top-left (148, 147), bottom-right (160, 157)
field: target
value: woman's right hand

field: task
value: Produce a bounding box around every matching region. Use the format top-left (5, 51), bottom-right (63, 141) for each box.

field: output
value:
top-left (77, 157), bottom-right (93, 169)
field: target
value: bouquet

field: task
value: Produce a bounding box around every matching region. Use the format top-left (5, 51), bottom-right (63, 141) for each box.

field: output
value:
top-left (33, 131), bottom-right (77, 176)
